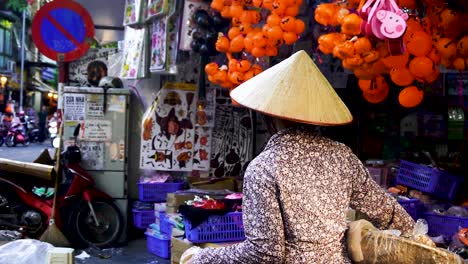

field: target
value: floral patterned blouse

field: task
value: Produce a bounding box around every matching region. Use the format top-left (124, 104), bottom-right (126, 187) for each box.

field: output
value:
top-left (192, 127), bottom-right (415, 264)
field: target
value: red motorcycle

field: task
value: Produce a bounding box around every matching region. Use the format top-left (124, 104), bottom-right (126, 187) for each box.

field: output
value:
top-left (0, 125), bottom-right (123, 248)
top-left (5, 120), bottom-right (29, 147)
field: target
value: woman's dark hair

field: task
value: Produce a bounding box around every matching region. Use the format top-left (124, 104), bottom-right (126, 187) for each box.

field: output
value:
top-left (87, 61), bottom-right (108, 87)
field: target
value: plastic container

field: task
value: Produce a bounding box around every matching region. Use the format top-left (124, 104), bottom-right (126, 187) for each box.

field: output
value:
top-left (145, 232), bottom-right (170, 259)
top-left (159, 212), bottom-right (172, 235)
top-left (184, 212), bottom-right (245, 243)
top-left (424, 212), bottom-right (468, 240)
top-left (397, 199), bottom-right (424, 220)
top-left (132, 209), bottom-right (156, 229)
top-left (138, 182), bottom-right (184, 202)
top-left (396, 160), bottom-right (463, 200)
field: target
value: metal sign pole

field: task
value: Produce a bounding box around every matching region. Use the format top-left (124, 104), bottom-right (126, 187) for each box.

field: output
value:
top-left (19, 9), bottom-right (26, 112)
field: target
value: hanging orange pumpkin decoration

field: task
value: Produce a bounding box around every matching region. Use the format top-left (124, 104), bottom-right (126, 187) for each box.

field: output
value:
top-left (341, 13), bottom-right (362, 36)
top-left (436, 38), bottom-right (457, 59)
top-left (406, 31), bottom-right (432, 57)
top-left (314, 3), bottom-right (341, 26)
top-left (382, 52), bottom-right (410, 69)
top-left (425, 66), bottom-right (440, 83)
top-left (205, 62), bottom-right (219, 75)
top-left (399, 86), bottom-right (424, 108)
top-left (363, 83), bottom-right (389, 104)
top-left (453, 57), bottom-right (467, 71)
top-left (457, 35), bottom-right (468, 58)
top-left (390, 67), bottom-right (415, 86)
top-left (409, 56), bottom-right (433, 79)
top-left (318, 33), bottom-right (346, 54)
top-left (359, 75), bottom-right (388, 95)
top-left (354, 37), bottom-right (372, 54)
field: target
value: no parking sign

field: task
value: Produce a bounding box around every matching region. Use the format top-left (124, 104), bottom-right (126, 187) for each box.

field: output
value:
top-left (31, 0), bottom-right (94, 62)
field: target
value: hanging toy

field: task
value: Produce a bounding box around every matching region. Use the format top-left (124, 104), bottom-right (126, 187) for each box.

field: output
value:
top-left (399, 85), bottom-right (424, 108)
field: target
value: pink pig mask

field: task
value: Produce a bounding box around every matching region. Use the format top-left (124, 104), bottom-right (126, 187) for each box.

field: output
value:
top-left (377, 10), bottom-right (408, 39)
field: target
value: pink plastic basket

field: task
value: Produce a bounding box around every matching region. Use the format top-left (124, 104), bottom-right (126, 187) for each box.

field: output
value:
top-left (396, 160), bottom-right (463, 200)
top-left (132, 209), bottom-right (155, 229)
top-left (145, 232), bottom-right (170, 259)
top-left (138, 182), bottom-right (184, 202)
top-left (184, 212), bottom-right (245, 243)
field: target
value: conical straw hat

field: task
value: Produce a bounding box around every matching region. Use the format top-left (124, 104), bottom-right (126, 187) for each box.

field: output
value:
top-left (230, 50), bottom-right (353, 126)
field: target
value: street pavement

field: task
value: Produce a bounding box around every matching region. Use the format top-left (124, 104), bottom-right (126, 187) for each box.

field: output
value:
top-left (0, 141), bottom-right (54, 162)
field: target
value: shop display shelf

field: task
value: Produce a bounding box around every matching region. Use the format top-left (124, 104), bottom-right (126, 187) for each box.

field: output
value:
top-left (184, 212), bottom-right (245, 243)
top-left (138, 182), bottom-right (184, 202)
top-left (396, 160), bottom-right (463, 200)
top-left (398, 198), bottom-right (424, 221)
top-left (132, 209), bottom-right (156, 229)
top-left (145, 232), bottom-right (170, 259)
top-left (424, 212), bottom-right (468, 240)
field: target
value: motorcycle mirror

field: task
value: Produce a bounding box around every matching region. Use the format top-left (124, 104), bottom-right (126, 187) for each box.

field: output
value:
top-left (73, 124), bottom-right (81, 137)
top-left (52, 137), bottom-right (61, 149)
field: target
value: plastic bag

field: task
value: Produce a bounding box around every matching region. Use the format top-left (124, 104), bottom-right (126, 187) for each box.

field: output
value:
top-left (410, 219), bottom-right (436, 247)
top-left (0, 239), bottom-right (54, 264)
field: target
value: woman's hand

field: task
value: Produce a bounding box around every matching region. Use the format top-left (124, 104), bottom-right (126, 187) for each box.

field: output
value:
top-left (180, 246), bottom-right (202, 264)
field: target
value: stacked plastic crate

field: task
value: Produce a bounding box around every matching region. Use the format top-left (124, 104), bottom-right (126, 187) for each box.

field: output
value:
top-left (133, 180), bottom-right (184, 259)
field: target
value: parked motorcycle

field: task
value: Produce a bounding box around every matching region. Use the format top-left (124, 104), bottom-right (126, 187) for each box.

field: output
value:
top-left (5, 121), bottom-right (29, 147)
top-left (0, 125), bottom-right (123, 248)
top-left (25, 116), bottom-right (40, 143)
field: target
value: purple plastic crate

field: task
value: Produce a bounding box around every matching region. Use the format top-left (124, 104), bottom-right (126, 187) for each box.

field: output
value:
top-left (145, 232), bottom-right (170, 259)
top-left (138, 182), bottom-right (184, 202)
top-left (424, 212), bottom-right (468, 240)
top-left (398, 199), bottom-right (424, 220)
top-left (184, 212), bottom-right (245, 243)
top-left (159, 212), bottom-right (172, 235)
top-left (132, 209), bottom-right (155, 229)
top-left (396, 160), bottom-right (463, 200)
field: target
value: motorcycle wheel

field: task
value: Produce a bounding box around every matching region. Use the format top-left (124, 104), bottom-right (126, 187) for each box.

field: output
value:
top-left (23, 137), bottom-right (30, 146)
top-left (5, 135), bottom-right (15, 147)
top-left (67, 200), bottom-right (123, 248)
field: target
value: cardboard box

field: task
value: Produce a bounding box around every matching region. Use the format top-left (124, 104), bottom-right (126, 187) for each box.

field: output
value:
top-left (166, 193), bottom-right (195, 207)
top-left (47, 247), bottom-right (74, 264)
top-left (171, 237), bottom-right (193, 264)
top-left (166, 206), bottom-right (179, 214)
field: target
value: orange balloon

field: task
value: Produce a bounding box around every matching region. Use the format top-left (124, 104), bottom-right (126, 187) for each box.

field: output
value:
top-left (220, 6), bottom-right (231, 18)
top-left (253, 32), bottom-right (268, 47)
top-left (267, 14), bottom-right (281, 26)
top-left (363, 85), bottom-right (389, 103)
top-left (354, 37), bottom-right (372, 54)
top-left (208, 74), bottom-right (218, 84)
top-left (425, 66), bottom-right (440, 83)
top-left (427, 49), bottom-right (441, 64)
top-left (265, 45), bottom-right (278, 56)
top-left (228, 59), bottom-right (238, 72)
top-left (382, 52), bottom-right (409, 69)
top-left (230, 5), bottom-right (244, 18)
top-left (214, 70), bottom-right (228, 83)
top-left (240, 10), bottom-right (252, 24)
top-left (369, 59), bottom-right (390, 75)
top-left (363, 50), bottom-right (380, 63)
top-left (230, 35), bottom-right (245, 53)
top-left (244, 36), bottom-right (254, 52)
top-left (345, 56), bottom-right (364, 67)
top-left (228, 27), bottom-right (241, 40)
top-left (360, 75), bottom-right (388, 95)
top-left (238, 60), bottom-right (251, 72)
top-left (211, 0), bottom-right (224, 11)
top-left (314, 3), bottom-right (340, 26)
top-left (295, 19), bottom-right (306, 34)
top-left (283, 32), bottom-right (298, 45)
top-left (406, 17), bottom-right (422, 33)
top-left (353, 68), bottom-right (375, 79)
top-left (262, 24), bottom-right (271, 36)
top-left (205, 62), bottom-right (219, 75)
top-left (341, 13), bottom-right (362, 36)
top-left (399, 86), bottom-right (424, 108)
top-left (244, 70), bottom-right (255, 81)
top-left (440, 9), bottom-right (463, 38)
top-left (272, 1), bottom-right (287, 16)
top-left (229, 71), bottom-right (244, 85)
top-left (457, 36), bottom-right (468, 58)
top-left (358, 79), bottom-right (372, 91)
top-left (267, 26), bottom-right (283, 40)
top-left (409, 56), bottom-right (433, 79)
top-left (249, 10), bottom-right (262, 24)
top-left (251, 65), bottom-right (263, 75)
top-left (251, 47), bottom-right (266, 57)
top-left (333, 41), bottom-right (355, 59)
top-left (390, 67), bottom-right (415, 86)
top-left (253, 0), bottom-right (263, 7)
top-left (280, 16), bottom-right (297, 32)
top-left (239, 23), bottom-right (252, 35)
top-left (436, 38), bottom-right (457, 59)
top-left (215, 36), bottom-right (230, 53)
top-left (453, 57), bottom-right (467, 71)
top-left (407, 31), bottom-right (432, 57)
top-left (285, 6), bottom-right (299, 16)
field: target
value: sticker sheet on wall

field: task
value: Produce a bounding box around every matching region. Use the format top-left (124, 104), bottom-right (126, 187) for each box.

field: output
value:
top-left (123, 0), bottom-right (146, 26)
top-left (193, 127), bottom-right (212, 171)
top-left (140, 82), bottom-right (198, 171)
top-left (149, 0), bottom-right (181, 74)
top-left (120, 27), bottom-right (148, 79)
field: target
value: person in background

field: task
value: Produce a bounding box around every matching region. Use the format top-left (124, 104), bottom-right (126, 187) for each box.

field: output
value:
top-left (183, 51), bottom-right (415, 264)
top-left (38, 106), bottom-right (48, 142)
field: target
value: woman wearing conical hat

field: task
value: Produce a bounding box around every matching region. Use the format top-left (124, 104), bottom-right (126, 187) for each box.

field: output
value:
top-left (183, 50), bottom-right (414, 264)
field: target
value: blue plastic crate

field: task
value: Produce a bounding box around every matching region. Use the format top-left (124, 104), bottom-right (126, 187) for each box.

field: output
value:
top-left (184, 212), bottom-right (245, 243)
top-left (398, 199), bottom-right (424, 220)
top-left (138, 182), bottom-right (184, 202)
top-left (132, 209), bottom-right (155, 229)
top-left (159, 212), bottom-right (172, 235)
top-left (397, 160), bottom-right (463, 200)
top-left (424, 212), bottom-right (468, 240)
top-left (145, 232), bottom-right (170, 259)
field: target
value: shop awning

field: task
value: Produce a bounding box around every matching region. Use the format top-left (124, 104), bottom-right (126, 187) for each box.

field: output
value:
top-left (31, 77), bottom-right (56, 93)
